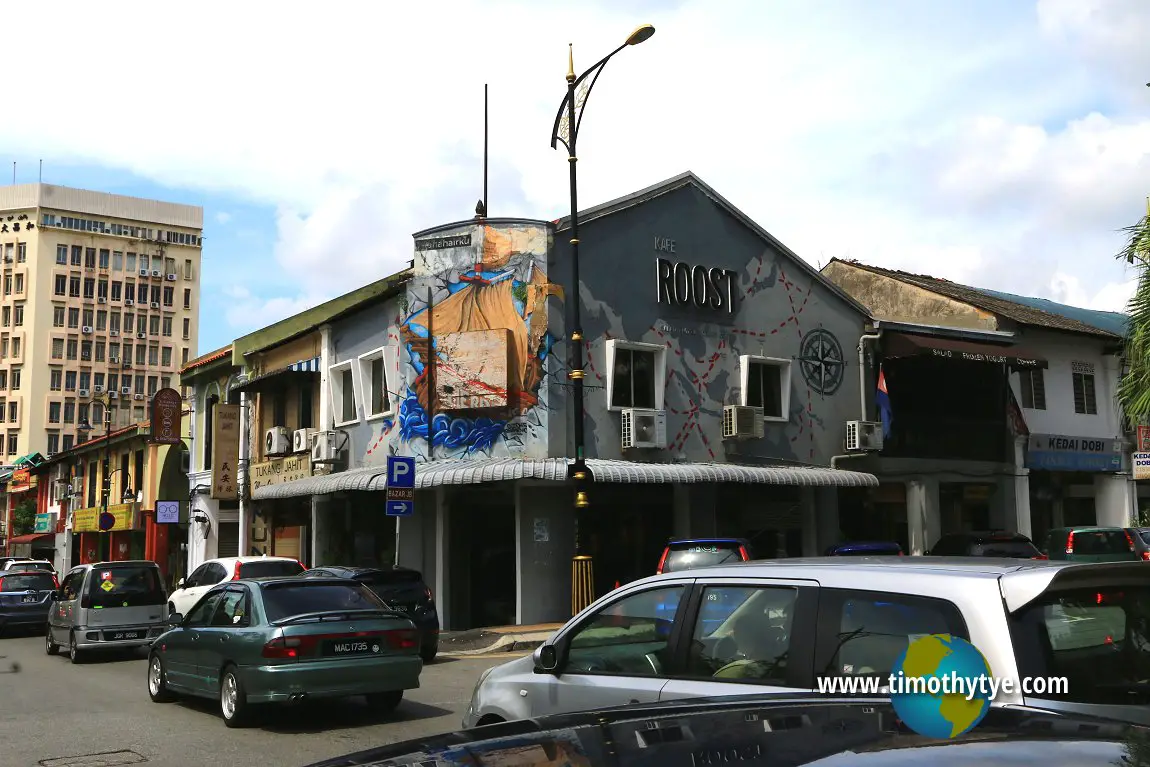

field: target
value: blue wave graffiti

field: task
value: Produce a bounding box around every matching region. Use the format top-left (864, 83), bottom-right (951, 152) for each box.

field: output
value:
top-left (397, 388), bottom-right (506, 454)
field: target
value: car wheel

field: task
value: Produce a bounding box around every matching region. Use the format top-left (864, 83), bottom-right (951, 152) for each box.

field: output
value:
top-left (68, 632), bottom-right (85, 664)
top-left (45, 626), bottom-right (58, 656)
top-left (365, 690), bottom-right (403, 715)
top-left (477, 714), bottom-right (506, 727)
top-left (420, 647), bottom-right (438, 664)
top-left (220, 665), bottom-right (251, 727)
top-left (148, 653), bottom-right (176, 702)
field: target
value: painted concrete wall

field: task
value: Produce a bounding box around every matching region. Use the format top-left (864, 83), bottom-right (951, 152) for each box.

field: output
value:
top-left (550, 183), bottom-right (870, 465)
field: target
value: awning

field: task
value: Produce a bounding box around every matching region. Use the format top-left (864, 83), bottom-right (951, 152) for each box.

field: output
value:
top-left (252, 457), bottom-right (879, 500)
top-left (7, 533), bottom-right (53, 545)
top-left (883, 332), bottom-right (1047, 368)
top-left (232, 357), bottom-right (321, 393)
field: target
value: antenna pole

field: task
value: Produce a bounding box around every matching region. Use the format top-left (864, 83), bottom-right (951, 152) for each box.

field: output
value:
top-left (483, 83), bottom-right (488, 216)
top-left (38, 159), bottom-right (42, 183)
top-left (10, 162), bottom-right (13, 185)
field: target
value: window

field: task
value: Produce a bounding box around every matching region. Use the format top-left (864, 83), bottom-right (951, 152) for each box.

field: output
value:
top-left (96, 311), bottom-right (107, 331)
top-left (50, 369), bottom-right (62, 390)
top-left (95, 342), bottom-right (105, 363)
top-left (161, 347), bottom-right (172, 367)
top-left (63, 401), bottom-right (75, 424)
top-left (51, 339), bottom-right (64, 360)
top-left (6, 402), bottom-right (14, 424)
top-left (184, 259), bottom-right (193, 279)
top-left (62, 435), bottom-right (73, 451)
top-left (98, 249), bottom-right (110, 269)
top-left (47, 433), bottom-right (59, 455)
top-left (140, 254), bottom-right (150, 271)
top-left (54, 275), bottom-right (66, 296)
top-left (56, 244), bottom-right (67, 265)
top-left (65, 371), bottom-right (77, 391)
top-left (183, 288), bottom-right (191, 309)
top-left (1072, 362), bottom-right (1097, 415)
top-left (147, 345), bottom-right (157, 366)
top-left (1, 307), bottom-right (9, 327)
top-left (10, 368), bottom-right (19, 391)
top-left (110, 313), bottom-right (121, 334)
top-left (149, 315), bottom-right (160, 335)
top-left (111, 343), bottom-right (121, 362)
top-left (79, 372), bottom-right (90, 390)
top-left (329, 362), bottom-right (358, 425)
top-left (97, 280), bottom-right (107, 299)
top-left (67, 308), bottom-right (80, 328)
top-left (162, 316), bottom-right (172, 337)
top-left (165, 257), bottom-right (176, 275)
top-left (113, 251), bottom-right (123, 271)
top-left (357, 347), bottom-right (395, 418)
top-left (16, 242), bottom-right (25, 263)
top-left (53, 307), bottom-right (64, 327)
top-left (3, 275), bottom-right (9, 296)
top-left (84, 248), bottom-right (96, 269)
top-left (0, 370), bottom-right (7, 389)
top-left (5, 432), bottom-right (15, 455)
top-left (124, 282), bottom-right (135, 302)
top-left (162, 286), bottom-right (173, 307)
top-left (48, 402), bottom-right (61, 423)
top-left (136, 345), bottom-right (146, 365)
top-left (66, 339), bottom-right (77, 360)
top-left (182, 347), bottom-right (189, 364)
top-left (565, 586), bottom-right (685, 676)
top-left (161, 376), bottom-right (170, 389)
top-left (82, 309), bottom-right (94, 327)
top-left (108, 374), bottom-right (119, 391)
top-left (125, 252), bottom-right (136, 272)
top-left (124, 314), bottom-right (134, 333)
top-left (684, 586), bottom-right (798, 684)
top-left (111, 281), bottom-right (122, 301)
top-left (68, 276), bottom-right (80, 297)
top-left (210, 589), bottom-right (250, 628)
top-left (740, 355), bottom-right (790, 420)
top-left (818, 590), bottom-right (967, 681)
top-left (138, 284), bottom-right (148, 304)
top-left (14, 274), bottom-right (23, 294)
top-left (83, 278), bottom-right (95, 299)
top-left (134, 374), bottom-right (144, 392)
top-left (70, 245), bottom-right (82, 266)
top-left (182, 317), bottom-right (190, 339)
top-left (1009, 367), bottom-right (1045, 409)
top-left (147, 376), bottom-right (158, 396)
top-left (10, 337), bottom-right (18, 359)
top-left (12, 305), bottom-right (23, 327)
top-left (606, 340), bottom-right (664, 410)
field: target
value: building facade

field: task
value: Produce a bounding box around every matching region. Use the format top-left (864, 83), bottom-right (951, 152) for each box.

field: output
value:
top-left (821, 259), bottom-right (1132, 552)
top-left (0, 184), bottom-right (202, 461)
top-left (248, 173), bottom-right (880, 630)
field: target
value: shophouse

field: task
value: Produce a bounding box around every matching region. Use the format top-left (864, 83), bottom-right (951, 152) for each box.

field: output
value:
top-left (821, 259), bottom-right (1131, 551)
top-left (0, 453), bottom-right (49, 557)
top-left (247, 172), bottom-right (881, 630)
top-left (180, 345), bottom-right (242, 573)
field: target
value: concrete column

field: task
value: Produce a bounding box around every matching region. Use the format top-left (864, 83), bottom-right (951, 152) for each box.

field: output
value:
top-left (673, 484), bottom-right (717, 537)
top-left (800, 487), bottom-right (818, 556)
top-left (1094, 474), bottom-right (1134, 528)
top-left (814, 487), bottom-right (841, 551)
top-left (906, 478), bottom-right (940, 555)
top-left (1010, 436), bottom-right (1032, 539)
top-left (319, 324), bottom-right (333, 431)
top-left (433, 487), bottom-right (450, 629)
top-left (237, 391), bottom-right (251, 557)
top-left (516, 485), bottom-right (574, 626)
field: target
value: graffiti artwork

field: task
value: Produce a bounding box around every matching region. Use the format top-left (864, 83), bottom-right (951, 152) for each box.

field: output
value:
top-left (798, 328), bottom-right (845, 395)
top-left (400, 225), bottom-right (562, 458)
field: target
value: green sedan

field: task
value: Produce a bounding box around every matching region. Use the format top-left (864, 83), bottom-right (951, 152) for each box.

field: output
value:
top-left (146, 575), bottom-right (423, 727)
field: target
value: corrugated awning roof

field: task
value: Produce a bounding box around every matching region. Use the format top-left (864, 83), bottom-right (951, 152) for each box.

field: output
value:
top-left (232, 357), bottom-right (320, 393)
top-left (7, 533), bottom-right (53, 545)
top-left (251, 458), bottom-right (878, 501)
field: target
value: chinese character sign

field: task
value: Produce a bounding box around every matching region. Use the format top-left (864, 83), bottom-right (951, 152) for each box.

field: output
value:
top-left (211, 403), bottom-right (240, 500)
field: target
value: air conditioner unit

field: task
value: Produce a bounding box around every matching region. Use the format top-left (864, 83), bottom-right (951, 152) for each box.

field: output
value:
top-left (151, 270), bottom-right (161, 278)
top-left (121, 386), bottom-right (131, 395)
top-left (97, 297), bottom-right (107, 304)
top-left (621, 408), bottom-right (667, 450)
top-left (136, 332), bottom-right (146, 339)
top-left (78, 389), bottom-right (89, 397)
top-left (94, 385), bottom-right (104, 393)
top-left (845, 420), bottom-right (884, 452)
top-left (110, 330), bottom-right (119, 337)
top-left (108, 390), bottom-right (118, 399)
top-left (139, 269), bottom-right (149, 277)
top-left (150, 301), bottom-right (159, 309)
top-left (722, 405), bottom-right (765, 439)
top-left (82, 326), bottom-right (93, 334)
top-left (81, 353), bottom-right (90, 361)
top-left (133, 393), bottom-right (144, 400)
top-left (292, 428), bottom-right (313, 454)
top-left (265, 426), bottom-right (290, 456)
top-left (124, 299), bottom-right (134, 306)
top-left (166, 273), bottom-right (177, 281)
top-left (122, 361), bottom-right (132, 369)
top-left (310, 430), bottom-right (338, 463)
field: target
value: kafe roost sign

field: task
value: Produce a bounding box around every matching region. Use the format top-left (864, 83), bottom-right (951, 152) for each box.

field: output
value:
top-left (653, 237), bottom-right (738, 314)
top-left (149, 387), bottom-right (183, 445)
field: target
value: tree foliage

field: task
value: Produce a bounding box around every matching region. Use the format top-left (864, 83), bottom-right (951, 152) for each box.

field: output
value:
top-left (1116, 206), bottom-right (1150, 424)
top-left (11, 498), bottom-right (37, 536)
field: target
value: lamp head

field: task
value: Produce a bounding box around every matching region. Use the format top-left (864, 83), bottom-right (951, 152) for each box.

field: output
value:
top-left (626, 24), bottom-right (655, 46)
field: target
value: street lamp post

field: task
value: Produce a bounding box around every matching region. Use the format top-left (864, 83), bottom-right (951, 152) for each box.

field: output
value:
top-left (77, 398), bottom-right (133, 560)
top-left (550, 24), bottom-right (655, 616)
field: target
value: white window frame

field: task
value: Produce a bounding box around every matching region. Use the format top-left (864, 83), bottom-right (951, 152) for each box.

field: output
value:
top-left (739, 355), bottom-right (791, 422)
top-left (328, 360), bottom-right (360, 427)
top-left (356, 345), bottom-right (398, 421)
top-left (605, 339), bottom-right (666, 412)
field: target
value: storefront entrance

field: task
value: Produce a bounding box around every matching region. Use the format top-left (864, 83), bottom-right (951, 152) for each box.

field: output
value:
top-left (447, 487), bottom-right (517, 630)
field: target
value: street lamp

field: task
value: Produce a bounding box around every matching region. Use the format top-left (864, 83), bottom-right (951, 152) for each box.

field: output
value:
top-left (77, 399), bottom-right (134, 550)
top-left (550, 24), bottom-right (655, 616)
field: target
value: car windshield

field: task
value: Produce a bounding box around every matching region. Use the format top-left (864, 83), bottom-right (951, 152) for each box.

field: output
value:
top-left (357, 570), bottom-right (429, 601)
top-left (1070, 530), bottom-right (1132, 555)
top-left (239, 560), bottom-right (305, 578)
top-left (1010, 585), bottom-right (1150, 705)
top-left (260, 582), bottom-right (388, 623)
top-left (662, 543), bottom-right (744, 573)
top-left (972, 540), bottom-right (1040, 557)
top-left (1, 573), bottom-right (55, 591)
top-left (86, 565), bottom-right (165, 608)
top-left (1138, 530), bottom-right (1150, 545)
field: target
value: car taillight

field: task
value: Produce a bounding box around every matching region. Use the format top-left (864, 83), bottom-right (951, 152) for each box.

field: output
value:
top-left (1125, 530), bottom-right (1136, 552)
top-left (385, 629), bottom-right (418, 650)
top-left (52, 574), bottom-right (59, 588)
top-left (232, 561), bottom-right (243, 580)
top-left (262, 636), bottom-right (302, 659)
top-left (1034, 554), bottom-right (1048, 560)
top-left (1141, 551), bottom-right (1150, 561)
top-left (738, 545), bottom-right (750, 562)
top-left (296, 560), bottom-right (307, 572)
top-left (656, 549), bottom-right (669, 575)
top-left (1065, 531), bottom-right (1075, 554)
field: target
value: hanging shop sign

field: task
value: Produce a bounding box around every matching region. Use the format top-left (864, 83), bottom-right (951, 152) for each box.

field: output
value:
top-left (250, 455), bottom-right (312, 492)
top-left (72, 503), bottom-right (137, 533)
top-left (33, 513), bottom-right (52, 534)
top-left (1024, 433), bottom-right (1123, 472)
top-left (1134, 452), bottom-right (1150, 481)
top-left (8, 467), bottom-right (33, 493)
top-left (149, 388), bottom-right (184, 445)
top-left (211, 403), bottom-right (240, 500)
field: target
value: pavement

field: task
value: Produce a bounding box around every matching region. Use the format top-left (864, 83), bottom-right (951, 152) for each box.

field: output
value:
top-left (0, 627), bottom-right (518, 767)
top-left (438, 622), bottom-right (562, 657)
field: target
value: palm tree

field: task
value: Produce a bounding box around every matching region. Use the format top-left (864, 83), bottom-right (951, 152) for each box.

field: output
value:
top-left (1116, 200), bottom-right (1150, 423)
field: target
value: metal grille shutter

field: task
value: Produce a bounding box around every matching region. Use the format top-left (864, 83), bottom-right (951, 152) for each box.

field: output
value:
top-left (217, 522), bottom-right (239, 559)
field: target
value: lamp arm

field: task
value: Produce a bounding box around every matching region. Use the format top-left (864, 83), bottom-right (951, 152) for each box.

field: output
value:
top-left (549, 43), bottom-right (627, 152)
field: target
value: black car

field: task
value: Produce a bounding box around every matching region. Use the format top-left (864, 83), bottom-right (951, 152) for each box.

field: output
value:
top-left (1127, 527), bottom-right (1150, 561)
top-left (303, 694), bottom-right (1148, 767)
top-left (301, 565), bottom-right (439, 662)
top-left (0, 569), bottom-right (57, 635)
top-left (926, 530), bottom-right (1043, 558)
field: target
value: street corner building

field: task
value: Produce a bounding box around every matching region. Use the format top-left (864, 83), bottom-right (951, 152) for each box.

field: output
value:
top-left (185, 172), bottom-right (892, 631)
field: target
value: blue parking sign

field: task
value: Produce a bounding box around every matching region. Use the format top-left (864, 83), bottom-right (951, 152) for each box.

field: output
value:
top-left (386, 500), bottom-right (414, 517)
top-left (385, 456), bottom-right (416, 517)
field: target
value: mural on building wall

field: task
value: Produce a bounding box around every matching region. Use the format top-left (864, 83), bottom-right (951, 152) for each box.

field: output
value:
top-left (575, 220), bottom-right (858, 465)
top-left (398, 224), bottom-right (562, 459)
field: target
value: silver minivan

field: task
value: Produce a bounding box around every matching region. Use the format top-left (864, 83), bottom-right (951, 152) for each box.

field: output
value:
top-left (46, 560), bottom-right (168, 663)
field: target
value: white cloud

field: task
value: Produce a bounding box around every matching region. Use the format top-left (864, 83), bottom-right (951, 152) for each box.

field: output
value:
top-left (224, 293), bottom-right (332, 338)
top-left (1049, 272), bottom-right (1137, 313)
top-left (214, 211), bottom-right (231, 225)
top-left (2, 0), bottom-right (1148, 329)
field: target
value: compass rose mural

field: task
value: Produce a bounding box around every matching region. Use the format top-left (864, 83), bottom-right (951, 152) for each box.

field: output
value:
top-left (798, 328), bottom-right (846, 395)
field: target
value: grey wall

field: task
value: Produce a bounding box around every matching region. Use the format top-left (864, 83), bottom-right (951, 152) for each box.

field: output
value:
top-left (516, 484), bottom-right (574, 625)
top-left (550, 182), bottom-right (870, 466)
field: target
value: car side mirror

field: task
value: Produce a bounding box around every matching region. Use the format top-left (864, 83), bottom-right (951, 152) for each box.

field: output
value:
top-left (177, 577), bottom-right (186, 588)
top-left (534, 644), bottom-right (559, 674)
top-left (50, 592), bottom-right (59, 601)
top-left (167, 613), bottom-right (183, 627)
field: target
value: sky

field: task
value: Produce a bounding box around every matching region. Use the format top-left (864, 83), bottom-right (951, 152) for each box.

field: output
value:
top-left (3, 0), bottom-right (1148, 355)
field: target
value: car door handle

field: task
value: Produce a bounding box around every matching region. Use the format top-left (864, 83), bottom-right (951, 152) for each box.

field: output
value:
top-left (219, 635), bottom-right (230, 643)
top-left (191, 633), bottom-right (200, 641)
